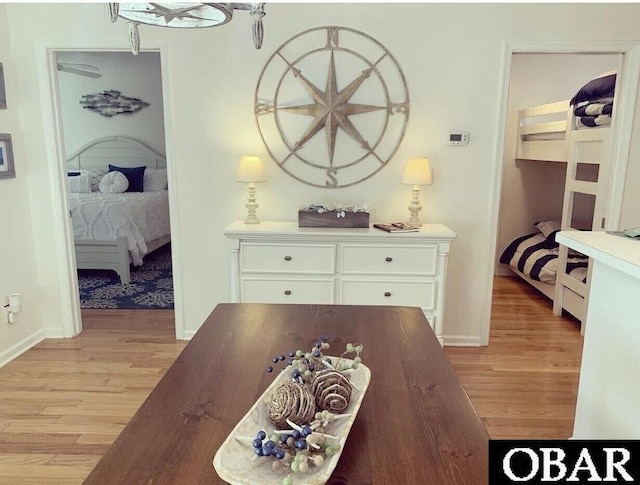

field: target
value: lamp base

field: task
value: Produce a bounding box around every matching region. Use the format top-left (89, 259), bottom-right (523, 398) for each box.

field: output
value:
top-left (244, 183), bottom-right (260, 224)
top-left (407, 186), bottom-right (423, 227)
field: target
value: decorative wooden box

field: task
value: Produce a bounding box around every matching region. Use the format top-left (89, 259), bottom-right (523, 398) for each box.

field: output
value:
top-left (298, 210), bottom-right (370, 228)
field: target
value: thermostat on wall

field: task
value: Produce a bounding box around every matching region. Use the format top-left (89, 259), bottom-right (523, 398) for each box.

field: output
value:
top-left (448, 131), bottom-right (469, 146)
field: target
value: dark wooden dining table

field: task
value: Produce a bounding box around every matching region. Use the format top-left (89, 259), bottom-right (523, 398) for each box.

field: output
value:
top-left (84, 303), bottom-right (489, 484)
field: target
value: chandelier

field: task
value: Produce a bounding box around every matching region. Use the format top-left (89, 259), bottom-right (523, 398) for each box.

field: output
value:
top-left (106, 3), bottom-right (266, 54)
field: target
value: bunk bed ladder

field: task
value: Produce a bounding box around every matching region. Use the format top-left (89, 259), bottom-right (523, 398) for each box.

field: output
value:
top-left (552, 117), bottom-right (611, 326)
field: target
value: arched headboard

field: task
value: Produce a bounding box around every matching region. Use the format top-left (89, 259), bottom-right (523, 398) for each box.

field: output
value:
top-left (66, 136), bottom-right (166, 170)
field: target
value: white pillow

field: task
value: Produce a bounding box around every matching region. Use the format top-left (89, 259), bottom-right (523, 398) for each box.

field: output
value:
top-left (68, 172), bottom-right (91, 193)
top-left (88, 169), bottom-right (108, 192)
top-left (99, 170), bottom-right (129, 193)
top-left (535, 220), bottom-right (561, 238)
top-left (144, 168), bottom-right (168, 191)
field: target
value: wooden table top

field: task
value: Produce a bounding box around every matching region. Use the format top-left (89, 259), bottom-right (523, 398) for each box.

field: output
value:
top-left (84, 304), bottom-right (489, 484)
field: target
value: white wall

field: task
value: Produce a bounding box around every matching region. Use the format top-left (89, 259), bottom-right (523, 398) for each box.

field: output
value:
top-left (496, 53), bottom-right (619, 274)
top-left (2, 3), bottom-right (640, 351)
top-left (57, 51), bottom-right (165, 156)
top-left (0, 4), bottom-right (46, 365)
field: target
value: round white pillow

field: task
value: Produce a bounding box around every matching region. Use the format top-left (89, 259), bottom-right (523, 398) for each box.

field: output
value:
top-left (99, 170), bottom-right (129, 193)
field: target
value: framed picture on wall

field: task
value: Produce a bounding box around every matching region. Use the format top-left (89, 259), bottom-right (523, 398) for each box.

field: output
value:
top-left (0, 134), bottom-right (15, 179)
top-left (0, 63), bottom-right (6, 109)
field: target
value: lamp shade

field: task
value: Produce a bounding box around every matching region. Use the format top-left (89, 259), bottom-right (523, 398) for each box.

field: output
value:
top-left (237, 156), bottom-right (266, 183)
top-left (401, 157), bottom-right (433, 186)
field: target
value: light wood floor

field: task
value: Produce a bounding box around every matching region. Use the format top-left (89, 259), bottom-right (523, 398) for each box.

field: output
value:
top-left (0, 310), bottom-right (187, 484)
top-left (0, 276), bottom-right (583, 483)
top-left (445, 275), bottom-right (584, 439)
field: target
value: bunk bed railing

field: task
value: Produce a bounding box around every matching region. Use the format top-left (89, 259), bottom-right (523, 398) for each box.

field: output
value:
top-left (516, 100), bottom-right (570, 162)
top-left (519, 120), bottom-right (567, 137)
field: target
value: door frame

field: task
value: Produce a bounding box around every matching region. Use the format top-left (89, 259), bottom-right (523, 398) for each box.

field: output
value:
top-left (36, 40), bottom-right (185, 339)
top-left (482, 40), bottom-right (640, 346)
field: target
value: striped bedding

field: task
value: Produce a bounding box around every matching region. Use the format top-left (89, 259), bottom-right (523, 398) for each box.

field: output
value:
top-left (500, 232), bottom-right (588, 284)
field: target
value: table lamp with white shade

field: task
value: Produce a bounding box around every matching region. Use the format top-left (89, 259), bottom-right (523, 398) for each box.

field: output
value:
top-left (237, 155), bottom-right (266, 224)
top-left (401, 157), bottom-right (433, 227)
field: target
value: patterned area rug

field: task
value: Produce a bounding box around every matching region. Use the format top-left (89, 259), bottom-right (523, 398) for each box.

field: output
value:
top-left (78, 244), bottom-right (174, 309)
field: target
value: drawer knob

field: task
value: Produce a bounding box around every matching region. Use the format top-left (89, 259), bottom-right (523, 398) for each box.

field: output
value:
top-left (385, 257), bottom-right (393, 262)
top-left (284, 290), bottom-right (292, 295)
top-left (384, 291), bottom-right (391, 297)
top-left (284, 256), bottom-right (292, 261)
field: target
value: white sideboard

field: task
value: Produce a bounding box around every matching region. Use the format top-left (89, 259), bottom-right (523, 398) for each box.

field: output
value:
top-left (556, 230), bottom-right (640, 439)
top-left (224, 221), bottom-right (457, 343)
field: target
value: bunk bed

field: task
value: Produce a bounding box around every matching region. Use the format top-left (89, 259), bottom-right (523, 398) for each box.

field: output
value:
top-left (499, 222), bottom-right (589, 320)
top-left (66, 136), bottom-right (171, 284)
top-left (503, 72), bottom-right (616, 323)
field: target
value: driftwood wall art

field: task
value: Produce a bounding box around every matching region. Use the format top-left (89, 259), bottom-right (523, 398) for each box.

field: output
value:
top-left (80, 90), bottom-right (149, 117)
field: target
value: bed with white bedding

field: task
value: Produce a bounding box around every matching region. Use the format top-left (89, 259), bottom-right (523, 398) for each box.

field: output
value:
top-left (66, 136), bottom-right (170, 283)
top-left (69, 191), bottom-right (170, 266)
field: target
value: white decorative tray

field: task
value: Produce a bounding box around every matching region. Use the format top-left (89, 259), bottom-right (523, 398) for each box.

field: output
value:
top-left (213, 357), bottom-right (371, 485)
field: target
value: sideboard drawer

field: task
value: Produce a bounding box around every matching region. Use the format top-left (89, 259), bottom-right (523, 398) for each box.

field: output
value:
top-left (242, 278), bottom-right (334, 304)
top-left (341, 245), bottom-right (437, 275)
top-left (241, 243), bottom-right (336, 274)
top-left (225, 221), bottom-right (456, 345)
top-left (341, 279), bottom-right (435, 309)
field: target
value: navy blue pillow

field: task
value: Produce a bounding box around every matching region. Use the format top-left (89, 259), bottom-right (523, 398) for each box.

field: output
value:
top-left (570, 74), bottom-right (616, 106)
top-left (108, 164), bottom-right (146, 192)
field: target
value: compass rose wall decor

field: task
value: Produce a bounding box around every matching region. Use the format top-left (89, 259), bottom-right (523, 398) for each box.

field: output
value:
top-left (255, 26), bottom-right (410, 188)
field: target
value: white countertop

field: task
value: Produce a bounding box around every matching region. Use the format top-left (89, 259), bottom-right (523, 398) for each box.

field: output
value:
top-left (224, 220), bottom-right (457, 241)
top-left (556, 230), bottom-right (640, 280)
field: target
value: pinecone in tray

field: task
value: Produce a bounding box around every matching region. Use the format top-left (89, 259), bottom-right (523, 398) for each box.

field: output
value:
top-left (264, 337), bottom-right (364, 425)
top-left (267, 381), bottom-right (316, 428)
top-left (311, 369), bottom-right (353, 413)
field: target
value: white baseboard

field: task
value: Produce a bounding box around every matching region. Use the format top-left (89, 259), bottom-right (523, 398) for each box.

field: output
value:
top-left (43, 327), bottom-right (67, 339)
top-left (181, 330), bottom-right (196, 340)
top-left (0, 330), bottom-right (46, 369)
top-left (442, 334), bottom-right (484, 347)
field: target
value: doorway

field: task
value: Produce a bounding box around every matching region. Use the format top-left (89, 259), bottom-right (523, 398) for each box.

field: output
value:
top-left (483, 42), bottom-right (640, 345)
top-left (51, 49), bottom-right (175, 333)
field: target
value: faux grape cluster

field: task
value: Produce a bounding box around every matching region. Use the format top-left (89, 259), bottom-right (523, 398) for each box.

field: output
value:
top-left (250, 414), bottom-right (344, 484)
top-left (266, 335), bottom-right (331, 383)
top-left (265, 336), bottom-right (364, 381)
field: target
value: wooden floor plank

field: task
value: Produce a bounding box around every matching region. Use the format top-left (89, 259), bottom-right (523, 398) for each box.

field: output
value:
top-left (0, 310), bottom-right (182, 484)
top-left (445, 275), bottom-right (583, 439)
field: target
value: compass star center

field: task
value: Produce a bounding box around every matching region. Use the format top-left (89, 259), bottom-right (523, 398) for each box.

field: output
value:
top-left (279, 53), bottom-right (385, 162)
